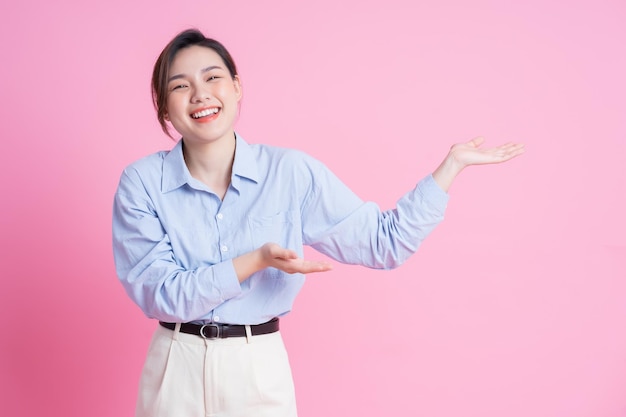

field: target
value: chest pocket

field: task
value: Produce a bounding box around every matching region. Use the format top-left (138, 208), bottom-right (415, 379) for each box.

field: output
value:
top-left (248, 210), bottom-right (298, 248)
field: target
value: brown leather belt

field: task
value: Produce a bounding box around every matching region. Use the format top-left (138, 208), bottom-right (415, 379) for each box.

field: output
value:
top-left (159, 317), bottom-right (279, 339)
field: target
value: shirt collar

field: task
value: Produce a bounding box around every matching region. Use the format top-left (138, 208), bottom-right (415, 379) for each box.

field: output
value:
top-left (231, 134), bottom-right (259, 185)
top-left (161, 133), bottom-right (259, 193)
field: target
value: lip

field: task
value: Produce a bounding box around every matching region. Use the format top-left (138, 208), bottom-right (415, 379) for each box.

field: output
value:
top-left (190, 106), bottom-right (221, 123)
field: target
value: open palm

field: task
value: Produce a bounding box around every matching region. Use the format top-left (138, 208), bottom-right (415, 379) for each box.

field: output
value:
top-left (450, 137), bottom-right (525, 167)
top-left (432, 136), bottom-right (525, 191)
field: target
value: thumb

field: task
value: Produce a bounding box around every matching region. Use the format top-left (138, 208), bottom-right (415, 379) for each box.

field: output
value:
top-left (468, 136), bottom-right (485, 148)
top-left (277, 248), bottom-right (298, 260)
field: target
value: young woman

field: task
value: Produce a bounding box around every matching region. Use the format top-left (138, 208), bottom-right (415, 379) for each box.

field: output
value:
top-left (112, 28), bottom-right (524, 417)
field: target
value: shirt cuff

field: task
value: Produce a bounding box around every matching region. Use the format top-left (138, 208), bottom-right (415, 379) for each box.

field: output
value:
top-left (420, 174), bottom-right (450, 211)
top-left (210, 260), bottom-right (242, 302)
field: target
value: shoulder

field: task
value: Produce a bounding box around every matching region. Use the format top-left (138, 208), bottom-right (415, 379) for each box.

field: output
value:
top-left (247, 142), bottom-right (327, 174)
top-left (116, 149), bottom-right (170, 193)
top-left (123, 149), bottom-right (169, 175)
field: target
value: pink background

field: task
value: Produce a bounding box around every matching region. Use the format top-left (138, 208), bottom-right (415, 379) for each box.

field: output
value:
top-left (1, 1), bottom-right (625, 416)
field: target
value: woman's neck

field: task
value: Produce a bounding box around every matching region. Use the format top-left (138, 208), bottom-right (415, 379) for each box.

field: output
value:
top-left (182, 134), bottom-right (236, 199)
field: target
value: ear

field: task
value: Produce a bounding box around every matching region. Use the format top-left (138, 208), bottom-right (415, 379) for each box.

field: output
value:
top-left (164, 112), bottom-right (170, 122)
top-left (233, 75), bottom-right (243, 102)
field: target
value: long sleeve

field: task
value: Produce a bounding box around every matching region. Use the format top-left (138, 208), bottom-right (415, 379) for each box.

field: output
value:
top-left (300, 156), bottom-right (449, 268)
top-left (112, 168), bottom-right (242, 323)
top-left (112, 135), bottom-right (450, 325)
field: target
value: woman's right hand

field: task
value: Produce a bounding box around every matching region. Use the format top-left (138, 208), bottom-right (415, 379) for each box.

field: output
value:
top-left (233, 243), bottom-right (333, 283)
top-left (258, 242), bottom-right (334, 274)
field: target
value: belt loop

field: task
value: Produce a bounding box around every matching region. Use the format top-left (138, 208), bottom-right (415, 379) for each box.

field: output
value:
top-left (245, 325), bottom-right (252, 344)
top-left (173, 323), bottom-right (181, 341)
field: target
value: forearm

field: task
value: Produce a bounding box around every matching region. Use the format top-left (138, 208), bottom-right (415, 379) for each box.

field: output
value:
top-left (232, 249), bottom-right (265, 283)
top-left (307, 174), bottom-right (449, 269)
top-left (432, 153), bottom-right (464, 193)
top-left (118, 259), bottom-right (242, 323)
top-left (120, 248), bottom-right (282, 322)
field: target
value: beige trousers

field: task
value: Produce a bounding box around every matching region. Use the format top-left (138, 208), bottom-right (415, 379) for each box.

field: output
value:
top-left (135, 323), bottom-right (297, 417)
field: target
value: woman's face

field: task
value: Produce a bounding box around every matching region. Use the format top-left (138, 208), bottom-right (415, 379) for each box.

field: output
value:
top-left (165, 45), bottom-right (242, 146)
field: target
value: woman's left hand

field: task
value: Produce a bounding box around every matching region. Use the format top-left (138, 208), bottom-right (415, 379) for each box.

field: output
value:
top-left (448, 137), bottom-right (525, 167)
top-left (432, 137), bottom-right (525, 192)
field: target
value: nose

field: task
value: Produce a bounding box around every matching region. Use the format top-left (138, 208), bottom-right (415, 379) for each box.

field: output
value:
top-left (191, 83), bottom-right (211, 103)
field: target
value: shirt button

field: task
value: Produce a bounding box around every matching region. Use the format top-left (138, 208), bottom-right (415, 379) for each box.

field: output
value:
top-left (214, 316), bottom-right (220, 322)
top-left (216, 213), bottom-right (223, 220)
top-left (221, 245), bottom-right (228, 252)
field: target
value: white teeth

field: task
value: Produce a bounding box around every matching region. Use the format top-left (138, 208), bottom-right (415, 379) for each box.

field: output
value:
top-left (191, 108), bottom-right (219, 118)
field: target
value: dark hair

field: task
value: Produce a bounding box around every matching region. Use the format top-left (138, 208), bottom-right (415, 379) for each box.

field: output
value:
top-left (151, 28), bottom-right (239, 137)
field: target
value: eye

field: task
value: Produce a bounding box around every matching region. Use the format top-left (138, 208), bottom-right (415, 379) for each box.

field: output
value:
top-left (171, 84), bottom-right (188, 91)
top-left (207, 75), bottom-right (220, 82)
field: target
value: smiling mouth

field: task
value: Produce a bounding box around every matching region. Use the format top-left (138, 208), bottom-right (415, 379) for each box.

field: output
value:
top-left (191, 108), bottom-right (220, 119)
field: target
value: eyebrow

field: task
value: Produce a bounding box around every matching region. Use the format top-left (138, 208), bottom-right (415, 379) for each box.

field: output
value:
top-left (167, 65), bottom-right (223, 83)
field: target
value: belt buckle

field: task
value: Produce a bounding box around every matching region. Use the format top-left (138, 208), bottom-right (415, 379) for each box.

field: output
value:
top-left (199, 323), bottom-right (220, 339)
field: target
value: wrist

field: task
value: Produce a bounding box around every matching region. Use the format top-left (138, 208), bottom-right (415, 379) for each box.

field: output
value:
top-left (233, 248), bottom-right (266, 283)
top-left (444, 150), bottom-right (467, 174)
top-left (253, 246), bottom-right (267, 271)
top-left (432, 153), bottom-right (464, 192)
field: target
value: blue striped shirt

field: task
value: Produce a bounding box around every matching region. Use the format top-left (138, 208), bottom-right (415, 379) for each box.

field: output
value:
top-left (112, 134), bottom-right (449, 324)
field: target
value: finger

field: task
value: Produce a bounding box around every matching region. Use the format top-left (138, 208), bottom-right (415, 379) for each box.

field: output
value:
top-left (273, 259), bottom-right (333, 274)
top-left (469, 136), bottom-right (485, 148)
top-left (508, 146), bottom-right (526, 158)
top-left (496, 142), bottom-right (516, 150)
top-left (498, 142), bottom-right (523, 151)
top-left (486, 143), bottom-right (524, 157)
top-left (279, 250), bottom-right (299, 260)
top-left (501, 143), bottom-right (525, 156)
top-left (299, 261), bottom-right (333, 273)
top-left (270, 246), bottom-right (298, 260)
top-left (498, 146), bottom-right (525, 161)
